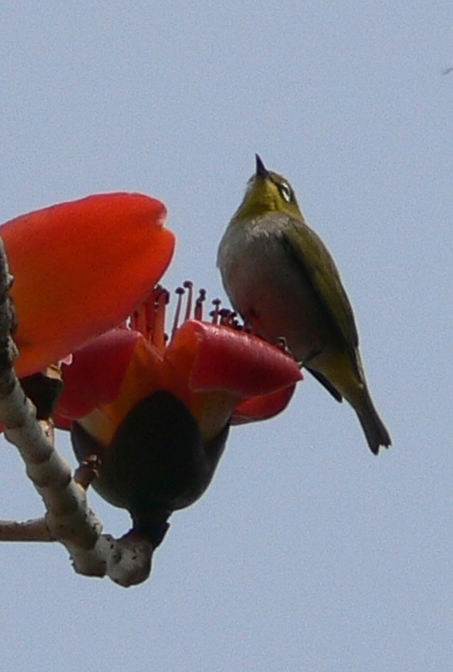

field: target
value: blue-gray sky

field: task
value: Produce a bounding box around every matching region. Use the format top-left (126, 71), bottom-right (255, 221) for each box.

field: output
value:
top-left (1, 2), bottom-right (452, 670)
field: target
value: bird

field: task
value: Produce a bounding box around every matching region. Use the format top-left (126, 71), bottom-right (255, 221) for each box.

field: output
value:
top-left (217, 155), bottom-right (391, 454)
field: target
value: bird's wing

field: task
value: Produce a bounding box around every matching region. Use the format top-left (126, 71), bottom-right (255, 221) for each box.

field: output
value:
top-left (281, 217), bottom-right (359, 354)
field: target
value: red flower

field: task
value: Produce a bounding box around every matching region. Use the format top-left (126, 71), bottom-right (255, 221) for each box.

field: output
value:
top-left (0, 193), bottom-right (175, 378)
top-left (55, 286), bottom-right (302, 545)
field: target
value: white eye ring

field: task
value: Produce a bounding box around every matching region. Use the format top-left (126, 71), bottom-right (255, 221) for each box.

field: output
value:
top-left (279, 182), bottom-right (292, 202)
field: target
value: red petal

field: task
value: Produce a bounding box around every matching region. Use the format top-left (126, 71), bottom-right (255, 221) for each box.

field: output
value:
top-left (231, 384), bottom-right (297, 424)
top-left (56, 329), bottom-right (143, 419)
top-left (1, 193), bottom-right (175, 377)
top-left (168, 321), bottom-right (302, 397)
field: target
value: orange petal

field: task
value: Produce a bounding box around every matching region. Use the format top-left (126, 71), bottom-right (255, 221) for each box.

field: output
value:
top-left (1, 193), bottom-right (175, 377)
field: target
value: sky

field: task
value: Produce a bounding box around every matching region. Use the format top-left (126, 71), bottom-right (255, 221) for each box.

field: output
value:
top-left (0, 2), bottom-right (452, 670)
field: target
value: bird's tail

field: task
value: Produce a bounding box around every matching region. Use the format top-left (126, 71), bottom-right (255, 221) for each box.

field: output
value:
top-left (355, 388), bottom-right (391, 455)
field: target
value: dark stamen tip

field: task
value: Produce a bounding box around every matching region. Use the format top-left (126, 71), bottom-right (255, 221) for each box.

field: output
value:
top-left (219, 308), bottom-right (232, 325)
top-left (154, 285), bottom-right (169, 303)
top-left (195, 288), bottom-right (206, 321)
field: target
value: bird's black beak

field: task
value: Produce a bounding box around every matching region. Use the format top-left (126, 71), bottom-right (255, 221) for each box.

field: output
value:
top-left (255, 154), bottom-right (269, 178)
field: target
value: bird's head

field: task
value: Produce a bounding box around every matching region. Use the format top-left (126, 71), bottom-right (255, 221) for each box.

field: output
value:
top-left (233, 155), bottom-right (303, 221)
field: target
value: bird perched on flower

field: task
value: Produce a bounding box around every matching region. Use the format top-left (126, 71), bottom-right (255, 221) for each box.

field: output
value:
top-left (217, 155), bottom-right (391, 454)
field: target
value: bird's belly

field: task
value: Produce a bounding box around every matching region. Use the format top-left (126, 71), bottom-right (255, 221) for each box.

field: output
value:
top-left (222, 239), bottom-right (330, 361)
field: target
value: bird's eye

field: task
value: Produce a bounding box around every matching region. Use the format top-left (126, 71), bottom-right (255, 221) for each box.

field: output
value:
top-left (279, 182), bottom-right (292, 203)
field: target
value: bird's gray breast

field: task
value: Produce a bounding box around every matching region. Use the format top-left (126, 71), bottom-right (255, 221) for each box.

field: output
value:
top-left (217, 216), bottom-right (325, 358)
top-left (218, 217), bottom-right (288, 308)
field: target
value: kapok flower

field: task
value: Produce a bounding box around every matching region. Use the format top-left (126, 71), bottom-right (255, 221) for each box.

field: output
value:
top-left (0, 193), bottom-right (175, 378)
top-left (55, 285), bottom-right (302, 546)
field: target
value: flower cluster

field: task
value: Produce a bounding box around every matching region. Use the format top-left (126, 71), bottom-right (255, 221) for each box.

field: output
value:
top-left (0, 193), bottom-right (302, 547)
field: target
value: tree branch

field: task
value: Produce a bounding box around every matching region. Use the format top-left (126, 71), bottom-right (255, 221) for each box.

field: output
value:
top-left (0, 517), bottom-right (52, 542)
top-left (0, 237), bottom-right (154, 586)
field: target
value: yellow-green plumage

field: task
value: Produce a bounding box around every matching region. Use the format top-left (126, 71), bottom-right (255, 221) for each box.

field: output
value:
top-left (217, 155), bottom-right (391, 454)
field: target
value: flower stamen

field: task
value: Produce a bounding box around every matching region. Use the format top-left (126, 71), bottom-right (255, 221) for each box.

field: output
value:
top-left (171, 287), bottom-right (185, 341)
top-left (219, 308), bottom-right (232, 326)
top-left (183, 281), bottom-right (193, 322)
top-left (131, 307), bottom-right (147, 336)
top-left (131, 284), bottom-right (252, 353)
top-left (152, 287), bottom-right (169, 353)
top-left (210, 299), bottom-right (222, 325)
top-left (194, 289), bottom-right (206, 321)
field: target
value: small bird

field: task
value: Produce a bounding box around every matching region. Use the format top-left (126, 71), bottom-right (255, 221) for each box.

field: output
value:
top-left (217, 155), bottom-right (391, 454)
